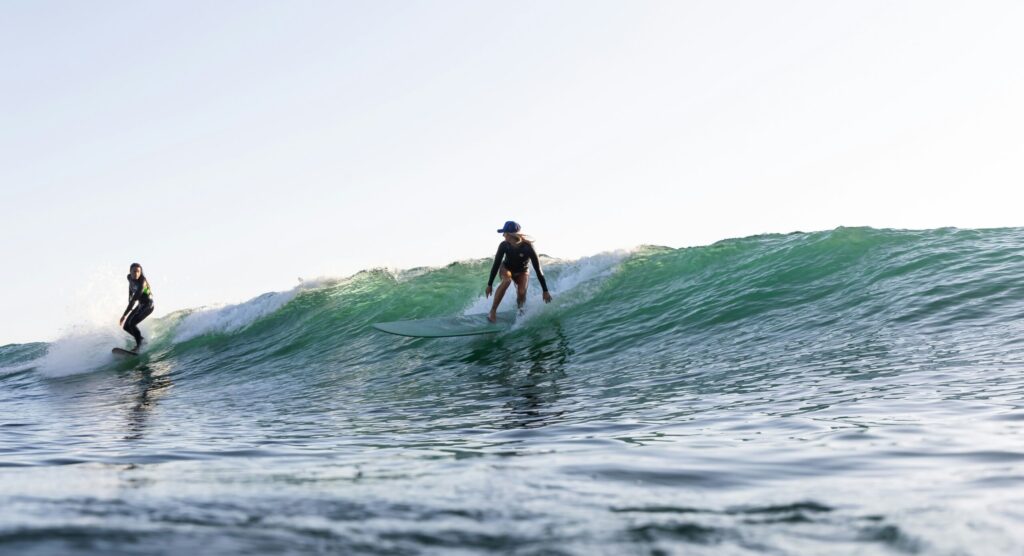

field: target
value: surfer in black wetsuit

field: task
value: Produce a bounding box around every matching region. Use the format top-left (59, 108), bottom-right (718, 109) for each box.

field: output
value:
top-left (120, 263), bottom-right (154, 352)
top-left (486, 221), bottom-right (552, 322)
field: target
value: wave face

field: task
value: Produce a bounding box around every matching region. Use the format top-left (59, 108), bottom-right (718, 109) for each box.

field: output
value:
top-left (2, 227), bottom-right (1024, 554)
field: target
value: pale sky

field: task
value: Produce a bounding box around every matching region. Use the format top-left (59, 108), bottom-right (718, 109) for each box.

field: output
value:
top-left (2, 1), bottom-right (1023, 345)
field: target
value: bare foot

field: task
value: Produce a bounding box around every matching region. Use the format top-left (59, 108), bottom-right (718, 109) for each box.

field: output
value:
top-left (487, 311), bottom-right (497, 323)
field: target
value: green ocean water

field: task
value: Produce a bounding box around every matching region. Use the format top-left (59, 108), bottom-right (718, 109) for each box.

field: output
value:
top-left (1, 226), bottom-right (1023, 555)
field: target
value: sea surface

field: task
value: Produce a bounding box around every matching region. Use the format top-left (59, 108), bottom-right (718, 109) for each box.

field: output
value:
top-left (2, 227), bottom-right (1023, 555)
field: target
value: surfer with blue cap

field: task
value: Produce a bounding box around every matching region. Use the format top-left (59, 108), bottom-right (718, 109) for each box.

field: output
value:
top-left (486, 221), bottom-right (552, 322)
top-left (119, 263), bottom-right (154, 352)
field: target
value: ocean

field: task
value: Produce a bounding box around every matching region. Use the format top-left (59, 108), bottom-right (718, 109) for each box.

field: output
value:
top-left (2, 226), bottom-right (1023, 555)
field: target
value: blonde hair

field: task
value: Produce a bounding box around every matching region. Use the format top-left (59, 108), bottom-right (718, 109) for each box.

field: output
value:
top-left (506, 233), bottom-right (533, 246)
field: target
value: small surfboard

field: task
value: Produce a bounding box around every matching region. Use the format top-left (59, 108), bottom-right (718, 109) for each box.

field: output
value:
top-left (372, 311), bottom-right (516, 338)
top-left (111, 347), bottom-right (139, 356)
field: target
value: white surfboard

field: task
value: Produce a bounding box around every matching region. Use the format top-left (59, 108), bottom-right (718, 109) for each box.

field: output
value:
top-left (372, 311), bottom-right (516, 338)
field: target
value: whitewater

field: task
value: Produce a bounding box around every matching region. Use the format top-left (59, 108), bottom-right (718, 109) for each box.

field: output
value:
top-left (1, 227), bottom-right (1023, 555)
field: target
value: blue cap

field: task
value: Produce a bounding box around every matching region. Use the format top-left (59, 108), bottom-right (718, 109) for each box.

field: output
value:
top-left (497, 221), bottom-right (521, 234)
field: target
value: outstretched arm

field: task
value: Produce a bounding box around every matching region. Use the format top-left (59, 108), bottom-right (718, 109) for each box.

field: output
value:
top-left (121, 288), bottom-right (139, 322)
top-left (529, 248), bottom-right (552, 302)
top-left (487, 243), bottom-right (506, 288)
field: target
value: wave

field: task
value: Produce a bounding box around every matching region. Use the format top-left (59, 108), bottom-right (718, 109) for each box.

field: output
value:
top-left (2, 227), bottom-right (1022, 379)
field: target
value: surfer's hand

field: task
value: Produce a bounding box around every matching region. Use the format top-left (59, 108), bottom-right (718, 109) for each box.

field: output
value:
top-left (119, 316), bottom-right (125, 326)
top-left (486, 286), bottom-right (492, 298)
top-left (543, 291), bottom-right (552, 303)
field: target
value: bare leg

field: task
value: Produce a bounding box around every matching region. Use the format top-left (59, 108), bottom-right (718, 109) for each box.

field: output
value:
top-left (514, 272), bottom-right (529, 312)
top-left (489, 272), bottom-right (513, 322)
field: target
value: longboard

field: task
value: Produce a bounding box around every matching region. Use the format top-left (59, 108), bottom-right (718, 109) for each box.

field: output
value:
top-left (372, 311), bottom-right (515, 338)
top-left (111, 347), bottom-right (139, 356)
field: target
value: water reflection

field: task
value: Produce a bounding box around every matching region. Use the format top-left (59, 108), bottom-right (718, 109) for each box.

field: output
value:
top-left (499, 323), bottom-right (573, 432)
top-left (123, 362), bottom-right (173, 441)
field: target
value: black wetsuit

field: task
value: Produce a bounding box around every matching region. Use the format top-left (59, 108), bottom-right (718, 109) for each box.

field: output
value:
top-left (487, 241), bottom-right (549, 291)
top-left (122, 277), bottom-right (154, 348)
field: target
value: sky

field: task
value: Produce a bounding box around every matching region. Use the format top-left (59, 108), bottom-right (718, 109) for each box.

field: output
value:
top-left (2, 1), bottom-right (1023, 345)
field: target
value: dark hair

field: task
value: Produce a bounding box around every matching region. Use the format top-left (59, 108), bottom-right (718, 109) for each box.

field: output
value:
top-left (128, 263), bottom-right (147, 285)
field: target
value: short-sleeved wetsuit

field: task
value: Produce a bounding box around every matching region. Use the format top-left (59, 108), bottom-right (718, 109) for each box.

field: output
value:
top-left (122, 277), bottom-right (154, 347)
top-left (487, 241), bottom-right (549, 292)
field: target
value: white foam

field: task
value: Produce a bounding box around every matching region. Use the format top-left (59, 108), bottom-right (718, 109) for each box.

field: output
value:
top-left (172, 278), bottom-right (327, 343)
top-left (36, 324), bottom-right (127, 377)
